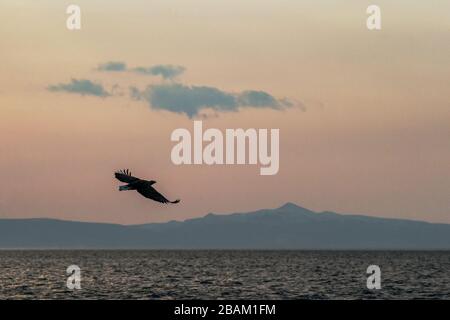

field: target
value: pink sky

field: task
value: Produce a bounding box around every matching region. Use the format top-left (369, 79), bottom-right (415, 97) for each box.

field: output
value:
top-left (0, 0), bottom-right (449, 224)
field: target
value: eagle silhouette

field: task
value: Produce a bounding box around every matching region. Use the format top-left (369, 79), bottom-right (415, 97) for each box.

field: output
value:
top-left (114, 169), bottom-right (180, 204)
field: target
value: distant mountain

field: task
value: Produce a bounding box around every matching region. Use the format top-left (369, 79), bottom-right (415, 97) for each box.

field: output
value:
top-left (1, 203), bottom-right (450, 249)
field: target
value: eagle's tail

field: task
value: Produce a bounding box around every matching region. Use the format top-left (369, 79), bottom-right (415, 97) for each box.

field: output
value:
top-left (170, 199), bottom-right (181, 204)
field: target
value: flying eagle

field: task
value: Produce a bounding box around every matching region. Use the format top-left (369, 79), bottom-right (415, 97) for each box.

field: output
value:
top-left (114, 169), bottom-right (180, 204)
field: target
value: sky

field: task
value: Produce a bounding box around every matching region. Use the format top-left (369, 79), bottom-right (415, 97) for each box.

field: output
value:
top-left (0, 0), bottom-right (449, 224)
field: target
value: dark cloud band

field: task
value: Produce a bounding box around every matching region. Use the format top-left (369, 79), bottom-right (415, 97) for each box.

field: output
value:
top-left (96, 61), bottom-right (185, 80)
top-left (49, 63), bottom-right (296, 117)
top-left (132, 83), bottom-right (292, 118)
top-left (97, 61), bottom-right (127, 72)
top-left (48, 79), bottom-right (110, 97)
top-left (131, 65), bottom-right (185, 80)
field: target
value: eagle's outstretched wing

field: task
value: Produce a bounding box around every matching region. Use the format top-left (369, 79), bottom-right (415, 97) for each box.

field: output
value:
top-left (114, 169), bottom-right (140, 183)
top-left (136, 182), bottom-right (180, 204)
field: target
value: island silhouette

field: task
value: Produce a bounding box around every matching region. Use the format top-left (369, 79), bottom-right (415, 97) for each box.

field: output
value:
top-left (1, 203), bottom-right (449, 249)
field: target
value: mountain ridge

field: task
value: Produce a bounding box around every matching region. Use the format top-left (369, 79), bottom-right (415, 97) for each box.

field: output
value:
top-left (1, 203), bottom-right (449, 249)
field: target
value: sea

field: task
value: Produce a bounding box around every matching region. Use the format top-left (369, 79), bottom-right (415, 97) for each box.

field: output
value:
top-left (0, 250), bottom-right (448, 299)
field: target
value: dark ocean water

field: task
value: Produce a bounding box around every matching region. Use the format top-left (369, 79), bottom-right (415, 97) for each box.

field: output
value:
top-left (0, 250), bottom-right (448, 299)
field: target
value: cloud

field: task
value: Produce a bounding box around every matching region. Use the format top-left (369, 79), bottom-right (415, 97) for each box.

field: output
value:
top-left (97, 61), bottom-right (127, 72)
top-left (131, 65), bottom-right (185, 80)
top-left (129, 86), bottom-right (142, 100)
top-left (96, 61), bottom-right (185, 80)
top-left (132, 83), bottom-right (292, 117)
top-left (48, 63), bottom-right (298, 117)
top-left (238, 90), bottom-right (285, 108)
top-left (48, 79), bottom-right (110, 97)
